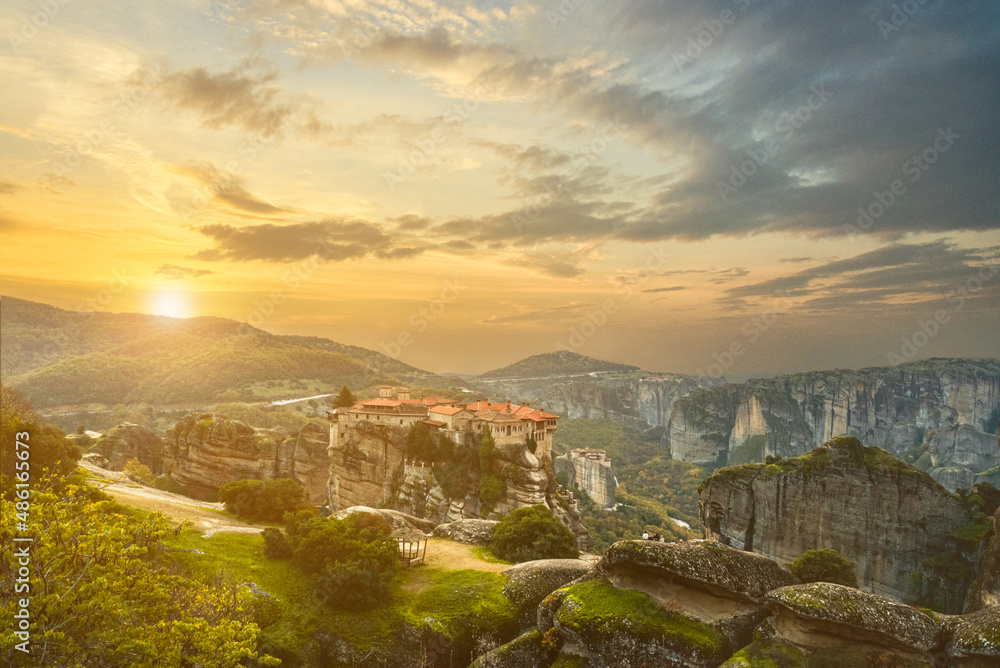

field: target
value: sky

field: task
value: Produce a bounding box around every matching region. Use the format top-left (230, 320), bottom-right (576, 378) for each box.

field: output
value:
top-left (1, 0), bottom-right (998, 378)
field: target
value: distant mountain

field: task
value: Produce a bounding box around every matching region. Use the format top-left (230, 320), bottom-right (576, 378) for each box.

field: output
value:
top-left (0, 297), bottom-right (438, 408)
top-left (476, 351), bottom-right (640, 380)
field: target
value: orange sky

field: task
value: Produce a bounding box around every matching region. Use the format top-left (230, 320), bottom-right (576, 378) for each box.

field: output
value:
top-left (1, 1), bottom-right (998, 376)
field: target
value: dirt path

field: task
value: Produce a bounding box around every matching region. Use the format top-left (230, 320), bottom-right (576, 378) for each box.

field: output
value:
top-left (82, 463), bottom-right (266, 536)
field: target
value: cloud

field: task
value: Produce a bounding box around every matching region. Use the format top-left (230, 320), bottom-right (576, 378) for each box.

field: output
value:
top-left (509, 251), bottom-right (586, 278)
top-left (479, 302), bottom-right (593, 325)
top-left (157, 64), bottom-right (292, 137)
top-left (0, 182), bottom-right (20, 195)
top-left (643, 286), bottom-right (687, 293)
top-left (154, 264), bottom-right (216, 279)
top-left (175, 165), bottom-right (291, 215)
top-left (725, 241), bottom-right (1000, 311)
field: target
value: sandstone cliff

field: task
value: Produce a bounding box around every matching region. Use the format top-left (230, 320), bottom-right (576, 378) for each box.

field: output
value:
top-left (473, 373), bottom-right (719, 431)
top-left (328, 422), bottom-right (593, 550)
top-left (554, 449), bottom-right (618, 508)
top-left (670, 358), bottom-right (1000, 491)
top-left (698, 436), bottom-right (976, 613)
top-left (161, 413), bottom-right (330, 502)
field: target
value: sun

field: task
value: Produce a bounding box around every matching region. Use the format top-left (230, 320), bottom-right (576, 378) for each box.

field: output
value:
top-left (149, 290), bottom-right (191, 319)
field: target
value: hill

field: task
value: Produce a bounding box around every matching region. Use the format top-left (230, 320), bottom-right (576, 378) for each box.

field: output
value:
top-left (476, 350), bottom-right (639, 380)
top-left (0, 297), bottom-right (439, 408)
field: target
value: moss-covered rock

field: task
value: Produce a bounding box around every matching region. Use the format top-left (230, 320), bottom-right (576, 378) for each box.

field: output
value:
top-left (468, 629), bottom-right (556, 668)
top-left (944, 606), bottom-right (1000, 666)
top-left (432, 518), bottom-right (498, 546)
top-left (601, 539), bottom-right (799, 604)
top-left (719, 638), bottom-right (806, 667)
top-left (765, 582), bottom-right (942, 653)
top-left (502, 559), bottom-right (594, 628)
top-left (550, 578), bottom-right (733, 667)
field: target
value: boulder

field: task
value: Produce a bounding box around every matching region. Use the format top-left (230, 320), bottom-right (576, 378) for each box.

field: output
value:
top-left (765, 582), bottom-right (942, 655)
top-left (601, 539), bottom-right (799, 604)
top-left (502, 559), bottom-right (594, 628)
top-left (944, 606), bottom-right (1000, 667)
top-left (468, 629), bottom-right (554, 668)
top-left (432, 519), bottom-right (497, 546)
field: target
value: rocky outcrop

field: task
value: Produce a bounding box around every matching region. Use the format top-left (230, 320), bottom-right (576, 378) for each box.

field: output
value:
top-left (472, 373), bottom-right (720, 431)
top-left (669, 359), bottom-right (1000, 491)
top-left (95, 423), bottom-right (166, 474)
top-left (555, 449), bottom-right (617, 508)
top-left (699, 436), bottom-right (975, 613)
top-left (967, 508), bottom-right (1000, 613)
top-left (502, 559), bottom-right (593, 628)
top-left (765, 583), bottom-right (943, 657)
top-left (432, 519), bottom-right (498, 546)
top-left (161, 413), bottom-right (329, 501)
top-left (944, 606), bottom-right (1000, 666)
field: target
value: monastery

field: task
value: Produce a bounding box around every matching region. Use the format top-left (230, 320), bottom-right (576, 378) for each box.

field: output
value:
top-left (326, 385), bottom-right (559, 457)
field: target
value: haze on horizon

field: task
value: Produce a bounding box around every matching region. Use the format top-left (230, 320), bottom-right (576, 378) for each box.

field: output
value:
top-left (0, 0), bottom-right (998, 378)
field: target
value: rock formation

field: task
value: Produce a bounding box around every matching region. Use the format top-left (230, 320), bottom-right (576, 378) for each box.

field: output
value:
top-left (698, 436), bottom-right (976, 613)
top-left (967, 507), bottom-right (1000, 613)
top-left (668, 359), bottom-right (1000, 492)
top-left (160, 413), bottom-right (330, 502)
top-left (479, 535), bottom-right (1000, 668)
top-left (95, 423), bottom-right (167, 474)
top-left (327, 418), bottom-right (592, 550)
top-left (555, 448), bottom-right (618, 508)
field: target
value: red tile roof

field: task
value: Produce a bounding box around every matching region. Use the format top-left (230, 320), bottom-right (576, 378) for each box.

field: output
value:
top-left (429, 406), bottom-right (466, 416)
top-left (421, 419), bottom-right (447, 428)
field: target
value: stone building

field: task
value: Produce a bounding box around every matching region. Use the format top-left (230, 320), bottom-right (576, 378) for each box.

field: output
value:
top-left (327, 389), bottom-right (559, 457)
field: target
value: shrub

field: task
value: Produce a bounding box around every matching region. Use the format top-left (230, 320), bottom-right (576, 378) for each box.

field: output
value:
top-left (490, 504), bottom-right (579, 562)
top-left (124, 457), bottom-right (154, 484)
top-left (283, 512), bottom-right (399, 610)
top-left (789, 548), bottom-right (858, 587)
top-left (261, 527), bottom-right (293, 559)
top-left (218, 477), bottom-right (307, 522)
top-left (152, 473), bottom-right (189, 496)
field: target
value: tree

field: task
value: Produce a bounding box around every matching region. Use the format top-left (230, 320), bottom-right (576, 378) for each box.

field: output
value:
top-left (218, 477), bottom-right (307, 522)
top-left (333, 385), bottom-right (357, 408)
top-left (490, 504), bottom-right (579, 562)
top-left (124, 457), bottom-right (154, 484)
top-left (0, 472), bottom-right (279, 667)
top-left (406, 422), bottom-right (439, 460)
top-left (478, 425), bottom-right (506, 513)
top-left (789, 548), bottom-right (859, 587)
top-left (274, 511), bottom-right (399, 610)
top-left (1, 386), bottom-right (81, 497)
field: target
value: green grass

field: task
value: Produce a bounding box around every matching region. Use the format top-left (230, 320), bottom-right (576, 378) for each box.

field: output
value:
top-left (472, 546), bottom-right (515, 564)
top-left (406, 570), bottom-right (518, 641)
top-left (557, 578), bottom-right (727, 657)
